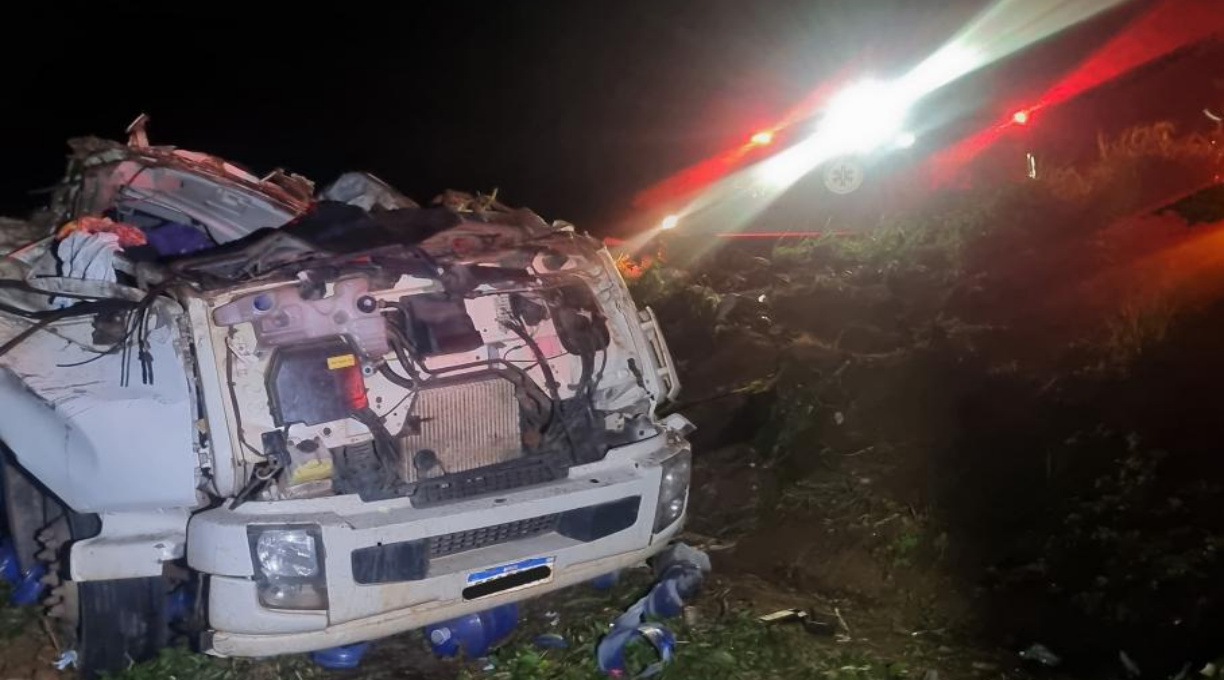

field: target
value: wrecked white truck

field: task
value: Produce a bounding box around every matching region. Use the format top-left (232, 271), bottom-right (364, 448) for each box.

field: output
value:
top-left (0, 130), bottom-right (690, 676)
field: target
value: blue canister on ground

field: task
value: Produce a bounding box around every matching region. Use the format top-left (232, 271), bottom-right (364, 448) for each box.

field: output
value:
top-left (165, 586), bottom-right (194, 623)
top-left (590, 570), bottom-right (622, 590)
top-left (0, 539), bottom-right (19, 585)
top-left (644, 564), bottom-right (704, 619)
top-left (596, 622), bottom-right (676, 678)
top-left (1, 538), bottom-right (48, 606)
top-left (310, 642), bottom-right (371, 669)
top-left (426, 603), bottom-right (520, 658)
top-left (10, 562), bottom-right (46, 606)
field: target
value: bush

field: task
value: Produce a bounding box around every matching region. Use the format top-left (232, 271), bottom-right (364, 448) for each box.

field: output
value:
top-left (1101, 294), bottom-right (1178, 370)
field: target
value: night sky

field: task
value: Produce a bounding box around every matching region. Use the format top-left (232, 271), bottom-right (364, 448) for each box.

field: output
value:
top-left (0, 1), bottom-right (1170, 232)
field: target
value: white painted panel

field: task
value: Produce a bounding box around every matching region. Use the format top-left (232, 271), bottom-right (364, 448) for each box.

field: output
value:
top-left (0, 306), bottom-right (199, 511)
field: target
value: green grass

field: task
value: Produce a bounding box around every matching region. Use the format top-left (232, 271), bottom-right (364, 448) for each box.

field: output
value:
top-left (3, 571), bottom-right (918, 680)
top-left (0, 583), bottom-right (41, 640)
top-left (103, 646), bottom-right (321, 680)
top-left (465, 603), bottom-right (913, 680)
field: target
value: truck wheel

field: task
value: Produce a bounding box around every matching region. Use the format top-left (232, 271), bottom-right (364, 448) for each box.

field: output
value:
top-left (73, 576), bottom-right (170, 678)
top-left (1, 446), bottom-right (169, 678)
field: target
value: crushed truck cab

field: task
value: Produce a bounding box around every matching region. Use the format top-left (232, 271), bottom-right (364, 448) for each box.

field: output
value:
top-left (0, 130), bottom-right (690, 673)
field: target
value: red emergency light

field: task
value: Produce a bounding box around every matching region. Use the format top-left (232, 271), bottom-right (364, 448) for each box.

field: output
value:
top-left (1012, 110), bottom-right (1031, 125)
top-left (750, 130), bottom-right (775, 146)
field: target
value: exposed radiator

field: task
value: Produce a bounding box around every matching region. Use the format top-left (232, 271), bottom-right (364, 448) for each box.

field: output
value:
top-left (402, 377), bottom-right (522, 482)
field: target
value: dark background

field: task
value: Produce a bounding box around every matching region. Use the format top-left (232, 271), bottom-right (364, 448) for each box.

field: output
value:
top-left (0, 1), bottom-right (1166, 231)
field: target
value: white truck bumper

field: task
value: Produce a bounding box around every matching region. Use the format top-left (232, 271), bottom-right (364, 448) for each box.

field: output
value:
top-left (188, 435), bottom-right (687, 657)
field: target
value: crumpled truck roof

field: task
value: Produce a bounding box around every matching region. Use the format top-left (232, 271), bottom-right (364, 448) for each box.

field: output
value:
top-left (51, 137), bottom-right (314, 245)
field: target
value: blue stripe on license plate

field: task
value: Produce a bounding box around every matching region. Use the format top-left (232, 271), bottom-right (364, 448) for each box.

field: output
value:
top-left (467, 556), bottom-right (554, 585)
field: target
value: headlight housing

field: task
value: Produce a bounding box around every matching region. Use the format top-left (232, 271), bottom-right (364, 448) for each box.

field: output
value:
top-left (653, 449), bottom-right (692, 532)
top-left (248, 525), bottom-right (327, 610)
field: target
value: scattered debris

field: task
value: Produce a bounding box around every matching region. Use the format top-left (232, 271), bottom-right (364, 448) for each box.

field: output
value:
top-left (320, 171), bottom-right (418, 211)
top-left (653, 542), bottom-right (713, 576)
top-left (533, 633), bottom-right (569, 650)
top-left (757, 608), bottom-right (836, 635)
top-left (758, 608), bottom-right (806, 624)
top-left (1119, 649), bottom-right (1141, 678)
top-left (833, 607), bottom-right (852, 634)
top-left (597, 622), bottom-right (676, 679)
top-left (596, 543), bottom-right (709, 677)
top-left (1019, 643), bottom-right (1061, 667)
top-left (52, 650), bottom-right (77, 670)
top-left (801, 616), bottom-right (838, 636)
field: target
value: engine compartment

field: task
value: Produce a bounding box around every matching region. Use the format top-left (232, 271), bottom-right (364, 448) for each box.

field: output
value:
top-left (206, 243), bottom-right (661, 506)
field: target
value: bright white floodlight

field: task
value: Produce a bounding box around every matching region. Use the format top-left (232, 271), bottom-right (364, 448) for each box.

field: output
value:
top-left (819, 80), bottom-right (912, 155)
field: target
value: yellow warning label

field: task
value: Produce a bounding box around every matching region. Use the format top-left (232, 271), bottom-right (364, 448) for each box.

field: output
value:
top-left (327, 354), bottom-right (357, 370)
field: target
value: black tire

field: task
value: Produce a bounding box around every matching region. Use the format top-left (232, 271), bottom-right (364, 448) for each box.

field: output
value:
top-left (1, 443), bottom-right (169, 679)
top-left (77, 577), bottom-right (169, 679)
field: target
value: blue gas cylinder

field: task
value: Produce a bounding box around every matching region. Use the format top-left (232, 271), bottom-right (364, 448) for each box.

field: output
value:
top-left (310, 642), bottom-right (371, 669)
top-left (645, 564), bottom-right (704, 619)
top-left (0, 539), bottom-right (19, 585)
top-left (426, 603), bottom-right (520, 658)
top-left (590, 570), bottom-right (622, 590)
top-left (10, 562), bottom-right (46, 606)
top-left (165, 586), bottom-right (194, 623)
top-left (1, 538), bottom-right (48, 606)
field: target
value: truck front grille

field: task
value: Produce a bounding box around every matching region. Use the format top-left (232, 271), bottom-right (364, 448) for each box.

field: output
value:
top-left (429, 513), bottom-right (561, 558)
top-left (411, 458), bottom-right (563, 507)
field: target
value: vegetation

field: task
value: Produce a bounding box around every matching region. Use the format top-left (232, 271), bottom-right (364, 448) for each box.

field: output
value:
top-left (103, 646), bottom-right (320, 680)
top-left (632, 123), bottom-right (1224, 677)
top-left (1101, 293), bottom-right (1177, 370)
top-left (474, 613), bottom-right (913, 680)
top-left (464, 583), bottom-right (918, 680)
top-left (0, 584), bottom-right (40, 640)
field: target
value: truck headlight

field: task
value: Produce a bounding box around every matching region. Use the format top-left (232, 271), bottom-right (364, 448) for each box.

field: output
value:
top-left (653, 449), bottom-right (691, 532)
top-left (248, 525), bottom-right (328, 610)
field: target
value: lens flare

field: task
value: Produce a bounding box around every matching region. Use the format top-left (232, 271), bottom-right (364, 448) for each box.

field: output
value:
top-left (820, 80), bottom-right (913, 155)
top-left (628, 0), bottom-right (1133, 254)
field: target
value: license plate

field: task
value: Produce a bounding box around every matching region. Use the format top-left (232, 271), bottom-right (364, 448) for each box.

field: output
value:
top-left (464, 556), bottom-right (555, 600)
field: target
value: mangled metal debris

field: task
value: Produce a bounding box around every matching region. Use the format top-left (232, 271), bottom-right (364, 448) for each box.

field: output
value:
top-left (0, 118), bottom-right (692, 678)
